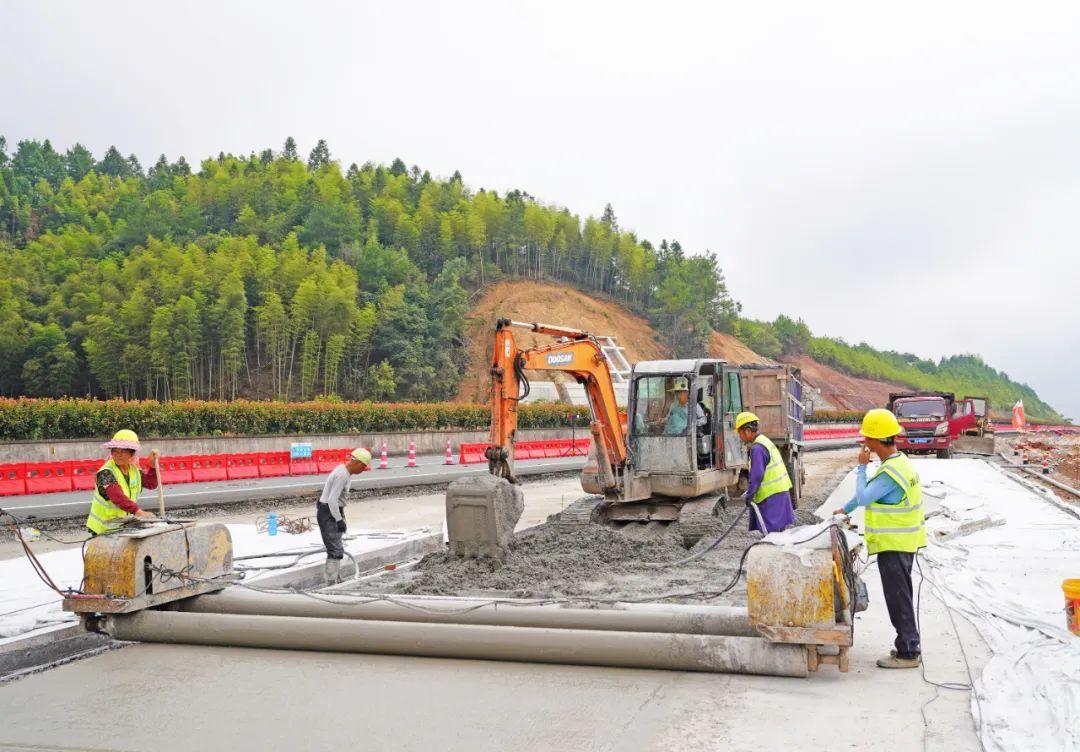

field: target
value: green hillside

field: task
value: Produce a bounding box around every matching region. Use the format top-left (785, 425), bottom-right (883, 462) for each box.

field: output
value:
top-left (0, 135), bottom-right (1062, 421)
top-left (735, 316), bottom-right (1061, 421)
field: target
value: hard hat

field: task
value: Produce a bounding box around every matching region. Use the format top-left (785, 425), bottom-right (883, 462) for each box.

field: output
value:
top-left (859, 408), bottom-right (902, 439)
top-left (102, 429), bottom-right (141, 452)
top-left (734, 412), bottom-right (759, 431)
top-left (668, 377), bottom-right (690, 392)
top-left (350, 447), bottom-right (372, 466)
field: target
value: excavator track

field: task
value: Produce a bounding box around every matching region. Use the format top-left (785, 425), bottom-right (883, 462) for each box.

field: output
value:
top-left (677, 496), bottom-right (725, 549)
top-left (557, 496), bottom-right (603, 533)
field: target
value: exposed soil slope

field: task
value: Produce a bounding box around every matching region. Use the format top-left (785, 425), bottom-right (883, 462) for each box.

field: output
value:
top-left (780, 354), bottom-right (905, 411)
top-left (456, 281), bottom-right (669, 402)
top-left (708, 331), bottom-right (776, 366)
top-left (459, 280), bottom-right (905, 410)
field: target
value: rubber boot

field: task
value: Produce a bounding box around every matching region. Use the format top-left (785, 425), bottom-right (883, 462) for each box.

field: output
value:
top-left (324, 558), bottom-right (341, 585)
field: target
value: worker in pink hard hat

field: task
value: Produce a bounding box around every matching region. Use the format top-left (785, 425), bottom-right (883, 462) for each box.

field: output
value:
top-left (86, 429), bottom-right (159, 535)
top-left (316, 447), bottom-right (372, 584)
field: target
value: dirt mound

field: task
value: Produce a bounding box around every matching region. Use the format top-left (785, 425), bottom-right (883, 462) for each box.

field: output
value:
top-left (781, 354), bottom-right (904, 411)
top-left (456, 281), bottom-right (669, 402)
top-left (707, 331), bottom-right (776, 365)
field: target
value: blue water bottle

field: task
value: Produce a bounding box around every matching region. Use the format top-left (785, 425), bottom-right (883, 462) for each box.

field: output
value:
top-left (268, 512), bottom-right (278, 536)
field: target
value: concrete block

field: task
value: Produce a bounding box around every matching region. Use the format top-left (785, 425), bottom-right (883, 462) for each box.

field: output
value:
top-left (445, 475), bottom-right (524, 560)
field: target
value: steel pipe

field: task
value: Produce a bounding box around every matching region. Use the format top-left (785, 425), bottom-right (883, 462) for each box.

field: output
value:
top-left (177, 590), bottom-right (757, 637)
top-left (106, 610), bottom-right (808, 677)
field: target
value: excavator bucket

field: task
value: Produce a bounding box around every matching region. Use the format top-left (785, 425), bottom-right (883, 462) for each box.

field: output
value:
top-left (955, 435), bottom-right (997, 455)
top-left (445, 474), bottom-right (524, 560)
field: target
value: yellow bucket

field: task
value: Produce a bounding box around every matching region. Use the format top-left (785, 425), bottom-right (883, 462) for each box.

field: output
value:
top-left (1064, 580), bottom-right (1080, 636)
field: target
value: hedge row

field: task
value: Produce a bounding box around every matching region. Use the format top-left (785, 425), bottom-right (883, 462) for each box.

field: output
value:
top-left (0, 399), bottom-right (580, 441)
top-left (807, 409), bottom-right (866, 424)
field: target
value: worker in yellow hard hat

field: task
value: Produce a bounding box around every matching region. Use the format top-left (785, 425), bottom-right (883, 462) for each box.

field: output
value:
top-left (86, 429), bottom-right (159, 535)
top-left (317, 447), bottom-right (372, 584)
top-left (832, 408), bottom-right (927, 669)
top-left (734, 412), bottom-right (795, 533)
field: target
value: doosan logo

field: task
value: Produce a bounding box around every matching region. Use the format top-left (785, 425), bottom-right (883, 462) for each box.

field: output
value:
top-left (546, 353), bottom-right (574, 366)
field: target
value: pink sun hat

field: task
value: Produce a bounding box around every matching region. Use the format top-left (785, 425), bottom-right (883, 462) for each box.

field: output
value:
top-left (102, 429), bottom-right (141, 452)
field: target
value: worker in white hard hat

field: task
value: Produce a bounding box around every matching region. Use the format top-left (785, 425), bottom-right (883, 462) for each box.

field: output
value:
top-left (317, 447), bottom-right (372, 584)
top-left (86, 429), bottom-right (159, 535)
top-left (664, 377), bottom-right (707, 434)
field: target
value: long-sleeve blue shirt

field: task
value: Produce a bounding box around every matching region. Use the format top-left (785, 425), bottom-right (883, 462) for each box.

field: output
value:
top-left (841, 460), bottom-right (905, 514)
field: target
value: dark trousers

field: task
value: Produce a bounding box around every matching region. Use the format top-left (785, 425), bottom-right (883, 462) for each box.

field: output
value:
top-left (316, 503), bottom-right (345, 560)
top-left (878, 550), bottom-right (921, 657)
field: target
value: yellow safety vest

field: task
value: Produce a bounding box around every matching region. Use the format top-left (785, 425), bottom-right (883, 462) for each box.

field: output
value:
top-left (751, 434), bottom-right (793, 504)
top-left (86, 459), bottom-right (142, 534)
top-left (864, 453), bottom-right (927, 555)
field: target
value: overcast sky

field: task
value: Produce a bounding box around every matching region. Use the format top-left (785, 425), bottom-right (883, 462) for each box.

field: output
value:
top-left (3, 1), bottom-right (1078, 417)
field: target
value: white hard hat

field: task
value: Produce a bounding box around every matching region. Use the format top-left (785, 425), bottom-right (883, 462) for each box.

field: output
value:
top-left (668, 376), bottom-right (690, 392)
top-left (350, 447), bottom-right (372, 466)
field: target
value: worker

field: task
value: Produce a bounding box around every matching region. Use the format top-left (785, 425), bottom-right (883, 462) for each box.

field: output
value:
top-left (734, 412), bottom-right (795, 533)
top-left (831, 408), bottom-right (926, 669)
top-left (317, 447), bottom-right (372, 584)
top-left (86, 429), bottom-right (158, 535)
top-left (664, 377), bottom-right (707, 434)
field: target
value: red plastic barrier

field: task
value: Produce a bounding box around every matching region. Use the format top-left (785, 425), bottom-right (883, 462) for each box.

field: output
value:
top-left (258, 452), bottom-right (291, 478)
top-left (515, 441), bottom-right (539, 460)
top-left (804, 426), bottom-right (861, 440)
top-left (70, 459), bottom-right (101, 491)
top-left (191, 455), bottom-right (228, 482)
top-left (157, 456), bottom-right (194, 484)
top-left (0, 463), bottom-right (27, 496)
top-left (226, 453), bottom-right (260, 480)
top-left (24, 462), bottom-right (73, 494)
top-left (458, 443), bottom-right (490, 465)
top-left (314, 448), bottom-right (351, 473)
top-left (289, 456), bottom-right (318, 476)
top-left (542, 440), bottom-right (561, 459)
top-left (573, 438), bottom-right (591, 456)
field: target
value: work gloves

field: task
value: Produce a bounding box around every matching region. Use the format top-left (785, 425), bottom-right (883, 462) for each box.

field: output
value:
top-left (336, 520), bottom-right (347, 534)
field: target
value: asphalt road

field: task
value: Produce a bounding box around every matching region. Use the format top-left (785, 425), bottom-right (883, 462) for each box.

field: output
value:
top-left (2, 454), bottom-right (588, 522)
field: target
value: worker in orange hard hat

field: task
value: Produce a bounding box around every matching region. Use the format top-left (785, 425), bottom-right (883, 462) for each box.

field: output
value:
top-left (86, 429), bottom-right (159, 535)
top-left (317, 447), bottom-right (372, 584)
top-left (832, 408), bottom-right (926, 669)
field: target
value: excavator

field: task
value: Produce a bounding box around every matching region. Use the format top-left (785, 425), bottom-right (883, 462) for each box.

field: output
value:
top-left (485, 318), bottom-right (805, 546)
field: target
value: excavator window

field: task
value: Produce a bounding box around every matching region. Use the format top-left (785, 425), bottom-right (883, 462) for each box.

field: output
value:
top-left (632, 375), bottom-right (691, 436)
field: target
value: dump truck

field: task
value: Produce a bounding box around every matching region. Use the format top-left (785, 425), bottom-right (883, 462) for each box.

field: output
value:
top-left (478, 319), bottom-right (805, 546)
top-left (888, 392), bottom-right (995, 458)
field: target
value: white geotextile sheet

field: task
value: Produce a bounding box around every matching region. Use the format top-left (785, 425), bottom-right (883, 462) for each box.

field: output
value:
top-left (821, 458), bottom-right (1080, 752)
top-left (0, 525), bottom-right (422, 641)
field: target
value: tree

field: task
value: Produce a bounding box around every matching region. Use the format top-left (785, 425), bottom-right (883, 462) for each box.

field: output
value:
top-left (283, 136), bottom-right (298, 160)
top-left (20, 323), bottom-right (76, 396)
top-left (64, 143), bottom-right (95, 181)
top-left (308, 139), bottom-right (331, 170)
top-left (96, 146), bottom-right (129, 178)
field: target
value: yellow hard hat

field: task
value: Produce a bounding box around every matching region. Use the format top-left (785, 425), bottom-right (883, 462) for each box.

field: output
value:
top-left (860, 408), bottom-right (902, 439)
top-left (103, 429), bottom-right (141, 451)
top-left (734, 412), bottom-right (759, 431)
top-left (350, 447), bottom-right (372, 466)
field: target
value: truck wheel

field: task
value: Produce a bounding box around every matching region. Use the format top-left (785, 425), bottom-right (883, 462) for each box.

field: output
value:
top-left (936, 447), bottom-right (952, 460)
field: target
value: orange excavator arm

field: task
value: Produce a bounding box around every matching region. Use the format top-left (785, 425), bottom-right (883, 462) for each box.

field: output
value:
top-left (487, 318), bottom-right (626, 490)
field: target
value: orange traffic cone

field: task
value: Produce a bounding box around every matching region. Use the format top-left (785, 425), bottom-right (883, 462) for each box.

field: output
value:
top-left (378, 442), bottom-right (389, 470)
top-left (444, 439), bottom-right (455, 465)
top-left (406, 439), bottom-right (418, 468)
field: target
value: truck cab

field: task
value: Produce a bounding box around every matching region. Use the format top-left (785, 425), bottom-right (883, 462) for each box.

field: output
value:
top-left (890, 391), bottom-right (956, 458)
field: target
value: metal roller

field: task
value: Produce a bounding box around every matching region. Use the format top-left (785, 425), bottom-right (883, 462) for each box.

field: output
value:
top-left (104, 610), bottom-right (808, 678)
top-left (176, 589), bottom-right (757, 637)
